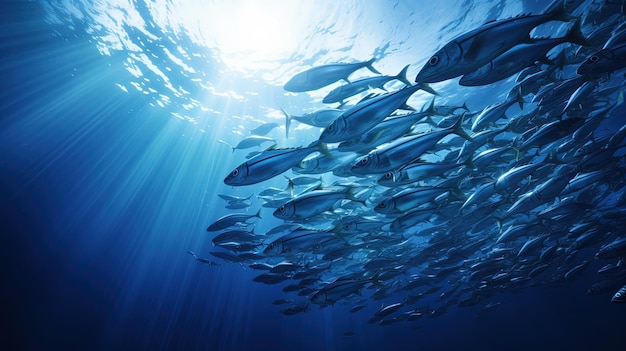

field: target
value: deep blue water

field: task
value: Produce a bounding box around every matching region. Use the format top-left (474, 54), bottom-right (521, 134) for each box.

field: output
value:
top-left (2, 1), bottom-right (625, 350)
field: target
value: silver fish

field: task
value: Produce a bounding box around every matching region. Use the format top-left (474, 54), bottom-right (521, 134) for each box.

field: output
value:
top-left (323, 65), bottom-right (412, 104)
top-left (320, 84), bottom-right (436, 143)
top-left (224, 142), bottom-right (327, 186)
top-left (284, 58), bottom-right (381, 92)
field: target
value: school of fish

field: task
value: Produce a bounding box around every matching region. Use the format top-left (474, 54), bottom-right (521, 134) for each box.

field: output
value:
top-left (200, 0), bottom-right (626, 326)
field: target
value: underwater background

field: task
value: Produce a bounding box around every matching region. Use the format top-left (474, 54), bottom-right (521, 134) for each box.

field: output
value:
top-left (2, 0), bottom-right (625, 350)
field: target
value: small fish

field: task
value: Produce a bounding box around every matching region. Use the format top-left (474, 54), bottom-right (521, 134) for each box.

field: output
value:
top-left (323, 65), bottom-right (412, 104)
top-left (218, 136), bottom-right (276, 153)
top-left (284, 58), bottom-right (381, 92)
top-left (224, 142), bottom-right (328, 186)
top-left (206, 210), bottom-right (262, 232)
top-left (320, 84), bottom-right (436, 143)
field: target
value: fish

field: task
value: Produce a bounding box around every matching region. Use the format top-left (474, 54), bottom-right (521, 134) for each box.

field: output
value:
top-left (249, 122), bottom-right (280, 136)
top-left (319, 84), bottom-right (436, 143)
top-left (218, 136), bottom-right (276, 152)
top-left (323, 65), bottom-right (412, 104)
top-left (273, 187), bottom-right (364, 220)
top-left (351, 114), bottom-right (472, 174)
top-left (203, 2), bottom-right (626, 328)
top-left (310, 272), bottom-right (383, 305)
top-left (205, 210), bottom-right (262, 232)
top-left (611, 284), bottom-right (626, 303)
top-left (282, 108), bottom-right (343, 138)
top-left (224, 142), bottom-right (328, 186)
top-left (415, 3), bottom-right (572, 83)
top-left (284, 58), bottom-right (381, 92)
top-left (459, 19), bottom-right (590, 86)
top-left (577, 43), bottom-right (626, 76)
top-left (263, 227), bottom-right (338, 256)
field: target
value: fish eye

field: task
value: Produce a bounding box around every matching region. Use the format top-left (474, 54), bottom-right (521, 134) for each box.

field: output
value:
top-left (327, 124), bottom-right (334, 132)
top-left (384, 172), bottom-right (392, 179)
top-left (589, 55), bottom-right (599, 62)
top-left (359, 157), bottom-right (368, 165)
top-left (231, 168), bottom-right (239, 177)
top-left (379, 202), bottom-right (386, 208)
top-left (279, 205), bottom-right (285, 212)
top-left (429, 55), bottom-right (439, 65)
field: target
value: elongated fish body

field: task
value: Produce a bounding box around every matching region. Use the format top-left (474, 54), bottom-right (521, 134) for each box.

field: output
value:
top-left (375, 187), bottom-right (446, 214)
top-left (337, 112), bottom-right (429, 154)
top-left (352, 115), bottom-right (471, 174)
top-left (495, 163), bottom-right (543, 192)
top-left (320, 84), bottom-right (425, 143)
top-left (378, 162), bottom-right (461, 187)
top-left (577, 44), bottom-right (626, 76)
top-left (284, 58), bottom-right (380, 92)
top-left (323, 65), bottom-right (412, 104)
top-left (264, 228), bottom-right (335, 256)
top-left (415, 5), bottom-right (571, 83)
top-left (219, 136), bottom-right (275, 152)
top-left (460, 20), bottom-right (589, 86)
top-left (206, 210), bottom-right (262, 232)
top-left (224, 143), bottom-right (323, 186)
top-left (250, 122), bottom-right (280, 136)
top-left (294, 150), bottom-right (358, 174)
top-left (612, 284), bottom-right (626, 303)
top-left (471, 96), bottom-right (521, 132)
top-left (596, 237), bottom-right (626, 260)
top-left (311, 273), bottom-right (381, 305)
top-left (518, 118), bottom-right (585, 152)
top-left (273, 189), bottom-right (354, 220)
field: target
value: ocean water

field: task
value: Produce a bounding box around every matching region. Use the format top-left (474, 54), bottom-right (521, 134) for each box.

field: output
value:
top-left (2, 0), bottom-right (625, 350)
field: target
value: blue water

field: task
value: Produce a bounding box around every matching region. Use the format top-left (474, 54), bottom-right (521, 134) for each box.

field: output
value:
top-left (2, 1), bottom-right (625, 350)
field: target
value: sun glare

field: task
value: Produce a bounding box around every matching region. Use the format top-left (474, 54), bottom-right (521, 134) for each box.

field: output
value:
top-left (187, 0), bottom-right (301, 71)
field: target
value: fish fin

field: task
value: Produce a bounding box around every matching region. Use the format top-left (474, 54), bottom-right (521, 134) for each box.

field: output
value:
top-left (317, 141), bottom-right (333, 158)
top-left (370, 271), bottom-right (384, 287)
top-left (218, 139), bottom-right (236, 153)
top-left (422, 96), bottom-right (435, 113)
top-left (465, 33), bottom-right (487, 62)
top-left (366, 58), bottom-right (381, 75)
top-left (450, 113), bottom-right (473, 141)
top-left (565, 18), bottom-right (592, 47)
top-left (284, 176), bottom-right (295, 197)
top-left (281, 108), bottom-right (291, 139)
top-left (417, 83), bottom-right (439, 96)
top-left (396, 64), bottom-right (412, 86)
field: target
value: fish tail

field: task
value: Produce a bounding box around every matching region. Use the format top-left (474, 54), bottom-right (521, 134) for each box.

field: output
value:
top-left (317, 141), bottom-right (334, 158)
top-left (254, 208), bottom-right (263, 219)
top-left (565, 18), bottom-right (592, 47)
top-left (451, 112), bottom-right (473, 141)
top-left (346, 186), bottom-right (368, 206)
top-left (281, 108), bottom-right (291, 139)
top-left (366, 57), bottom-right (381, 75)
top-left (396, 64), bottom-right (412, 86)
top-left (421, 96), bottom-right (435, 113)
top-left (287, 176), bottom-right (295, 197)
top-left (218, 139), bottom-right (235, 153)
top-left (512, 147), bottom-right (521, 162)
top-left (370, 271), bottom-right (384, 287)
top-left (417, 83), bottom-right (439, 96)
top-left (511, 86), bottom-right (525, 110)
